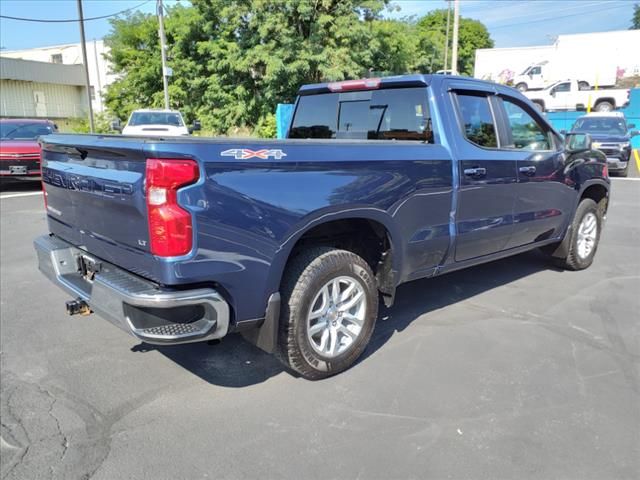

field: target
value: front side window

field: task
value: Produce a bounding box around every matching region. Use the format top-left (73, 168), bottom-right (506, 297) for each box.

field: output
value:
top-left (289, 88), bottom-right (433, 142)
top-left (530, 67), bottom-right (541, 75)
top-left (552, 82), bottom-right (570, 93)
top-left (456, 93), bottom-right (498, 148)
top-left (502, 98), bottom-right (551, 150)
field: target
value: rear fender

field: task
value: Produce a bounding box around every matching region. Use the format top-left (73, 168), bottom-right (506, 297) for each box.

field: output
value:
top-left (262, 207), bottom-right (403, 306)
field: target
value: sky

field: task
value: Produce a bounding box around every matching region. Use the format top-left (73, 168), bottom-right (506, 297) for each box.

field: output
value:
top-left (0, 0), bottom-right (636, 51)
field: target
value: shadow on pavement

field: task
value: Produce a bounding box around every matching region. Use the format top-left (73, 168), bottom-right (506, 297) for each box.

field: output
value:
top-left (134, 250), bottom-right (559, 387)
top-left (362, 250), bottom-right (560, 363)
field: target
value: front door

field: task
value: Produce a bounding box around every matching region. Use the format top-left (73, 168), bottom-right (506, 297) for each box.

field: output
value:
top-left (548, 82), bottom-right (571, 110)
top-left (496, 95), bottom-right (575, 248)
top-left (451, 90), bottom-right (519, 262)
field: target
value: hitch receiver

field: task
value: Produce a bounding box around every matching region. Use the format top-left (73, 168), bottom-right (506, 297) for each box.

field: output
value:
top-left (66, 298), bottom-right (92, 316)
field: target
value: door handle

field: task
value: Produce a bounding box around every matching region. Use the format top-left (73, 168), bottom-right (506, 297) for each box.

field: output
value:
top-left (463, 167), bottom-right (487, 178)
top-left (519, 166), bottom-right (537, 176)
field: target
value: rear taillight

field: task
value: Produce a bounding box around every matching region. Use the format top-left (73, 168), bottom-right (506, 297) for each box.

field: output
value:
top-left (145, 158), bottom-right (199, 257)
top-left (602, 164), bottom-right (609, 179)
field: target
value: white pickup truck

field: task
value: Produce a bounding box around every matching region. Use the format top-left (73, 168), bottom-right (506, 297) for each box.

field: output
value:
top-left (524, 80), bottom-right (630, 113)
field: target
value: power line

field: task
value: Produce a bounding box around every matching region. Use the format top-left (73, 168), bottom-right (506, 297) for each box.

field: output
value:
top-left (0, 1), bottom-right (151, 23)
top-left (490, 2), bottom-right (630, 30)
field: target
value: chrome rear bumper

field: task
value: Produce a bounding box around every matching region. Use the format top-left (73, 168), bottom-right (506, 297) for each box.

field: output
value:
top-left (34, 235), bottom-right (230, 344)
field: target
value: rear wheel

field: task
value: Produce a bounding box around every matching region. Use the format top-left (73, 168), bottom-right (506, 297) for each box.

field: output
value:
top-left (516, 82), bottom-right (528, 92)
top-left (595, 101), bottom-right (614, 112)
top-left (546, 199), bottom-right (602, 271)
top-left (278, 247), bottom-right (378, 380)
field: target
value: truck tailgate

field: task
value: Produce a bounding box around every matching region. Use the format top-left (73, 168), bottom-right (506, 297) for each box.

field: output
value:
top-left (39, 135), bottom-right (162, 279)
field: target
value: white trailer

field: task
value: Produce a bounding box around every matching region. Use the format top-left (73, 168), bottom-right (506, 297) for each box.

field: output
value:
top-left (474, 30), bottom-right (640, 91)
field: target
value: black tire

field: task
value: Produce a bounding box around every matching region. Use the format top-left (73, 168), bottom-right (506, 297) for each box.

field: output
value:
top-left (551, 198), bottom-right (602, 271)
top-left (595, 100), bottom-right (614, 112)
top-left (278, 247), bottom-right (378, 380)
top-left (516, 82), bottom-right (528, 92)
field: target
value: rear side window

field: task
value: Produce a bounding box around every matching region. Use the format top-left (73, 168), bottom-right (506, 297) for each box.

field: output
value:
top-left (456, 93), bottom-right (498, 148)
top-left (501, 98), bottom-right (552, 150)
top-left (289, 88), bottom-right (433, 142)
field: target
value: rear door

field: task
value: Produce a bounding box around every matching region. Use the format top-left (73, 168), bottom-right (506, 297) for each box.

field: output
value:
top-left (495, 94), bottom-right (574, 248)
top-left (450, 88), bottom-right (518, 262)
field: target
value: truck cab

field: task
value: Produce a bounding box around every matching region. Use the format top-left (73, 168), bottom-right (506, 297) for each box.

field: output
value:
top-left (514, 64), bottom-right (546, 92)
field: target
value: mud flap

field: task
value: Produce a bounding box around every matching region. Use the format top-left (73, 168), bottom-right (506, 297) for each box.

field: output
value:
top-left (241, 293), bottom-right (280, 354)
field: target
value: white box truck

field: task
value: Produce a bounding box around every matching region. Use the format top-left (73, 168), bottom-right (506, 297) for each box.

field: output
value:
top-left (474, 30), bottom-right (640, 92)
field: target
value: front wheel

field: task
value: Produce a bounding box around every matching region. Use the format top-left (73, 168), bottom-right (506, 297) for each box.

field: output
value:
top-left (278, 247), bottom-right (378, 380)
top-left (516, 82), bottom-right (528, 92)
top-left (549, 199), bottom-right (602, 270)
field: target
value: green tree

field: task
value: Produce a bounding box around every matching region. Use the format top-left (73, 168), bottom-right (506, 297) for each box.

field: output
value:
top-left (632, 3), bottom-right (640, 29)
top-left (103, 1), bottom-right (493, 135)
top-left (414, 9), bottom-right (493, 75)
top-left (369, 19), bottom-right (418, 75)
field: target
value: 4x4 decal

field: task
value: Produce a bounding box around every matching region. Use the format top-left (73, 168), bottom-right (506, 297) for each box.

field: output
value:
top-left (220, 148), bottom-right (287, 160)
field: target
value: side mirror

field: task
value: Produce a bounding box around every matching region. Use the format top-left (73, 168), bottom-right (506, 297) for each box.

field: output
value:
top-left (110, 120), bottom-right (122, 132)
top-left (627, 123), bottom-right (635, 129)
top-left (192, 120), bottom-right (202, 132)
top-left (565, 132), bottom-right (592, 153)
top-left (630, 130), bottom-right (640, 137)
top-left (550, 90), bottom-right (556, 97)
top-left (560, 129), bottom-right (567, 135)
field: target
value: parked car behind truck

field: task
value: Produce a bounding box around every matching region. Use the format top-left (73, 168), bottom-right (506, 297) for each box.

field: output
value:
top-left (524, 80), bottom-right (630, 112)
top-left (35, 75), bottom-right (610, 379)
top-left (113, 109), bottom-right (201, 137)
top-left (0, 119), bottom-right (57, 180)
top-left (568, 112), bottom-right (639, 177)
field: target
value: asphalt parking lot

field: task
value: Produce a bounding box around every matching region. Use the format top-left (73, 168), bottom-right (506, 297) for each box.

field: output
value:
top-left (1, 177), bottom-right (639, 480)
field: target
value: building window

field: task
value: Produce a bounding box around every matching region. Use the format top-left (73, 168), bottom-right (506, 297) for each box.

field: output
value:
top-left (51, 53), bottom-right (63, 64)
top-left (90, 86), bottom-right (95, 100)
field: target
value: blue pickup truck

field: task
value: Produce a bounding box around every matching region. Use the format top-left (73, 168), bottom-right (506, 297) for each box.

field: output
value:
top-left (35, 75), bottom-right (610, 379)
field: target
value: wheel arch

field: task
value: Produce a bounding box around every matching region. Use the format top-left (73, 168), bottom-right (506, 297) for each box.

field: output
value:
top-left (264, 209), bottom-right (403, 308)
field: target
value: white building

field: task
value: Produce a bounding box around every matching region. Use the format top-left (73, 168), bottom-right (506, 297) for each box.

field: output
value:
top-left (1, 40), bottom-right (115, 113)
top-left (1, 57), bottom-right (88, 119)
top-left (474, 30), bottom-right (640, 86)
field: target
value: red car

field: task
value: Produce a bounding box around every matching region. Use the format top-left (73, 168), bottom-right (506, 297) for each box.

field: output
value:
top-left (0, 119), bottom-right (57, 180)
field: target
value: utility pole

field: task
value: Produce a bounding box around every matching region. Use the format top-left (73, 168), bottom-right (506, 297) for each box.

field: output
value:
top-left (157, 0), bottom-right (170, 110)
top-left (451, 0), bottom-right (460, 75)
top-left (443, 0), bottom-right (451, 72)
top-left (76, 0), bottom-right (94, 132)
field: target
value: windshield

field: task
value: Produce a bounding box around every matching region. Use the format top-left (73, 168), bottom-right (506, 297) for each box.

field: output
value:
top-left (128, 112), bottom-right (184, 127)
top-left (572, 117), bottom-right (627, 136)
top-left (0, 122), bottom-right (53, 140)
